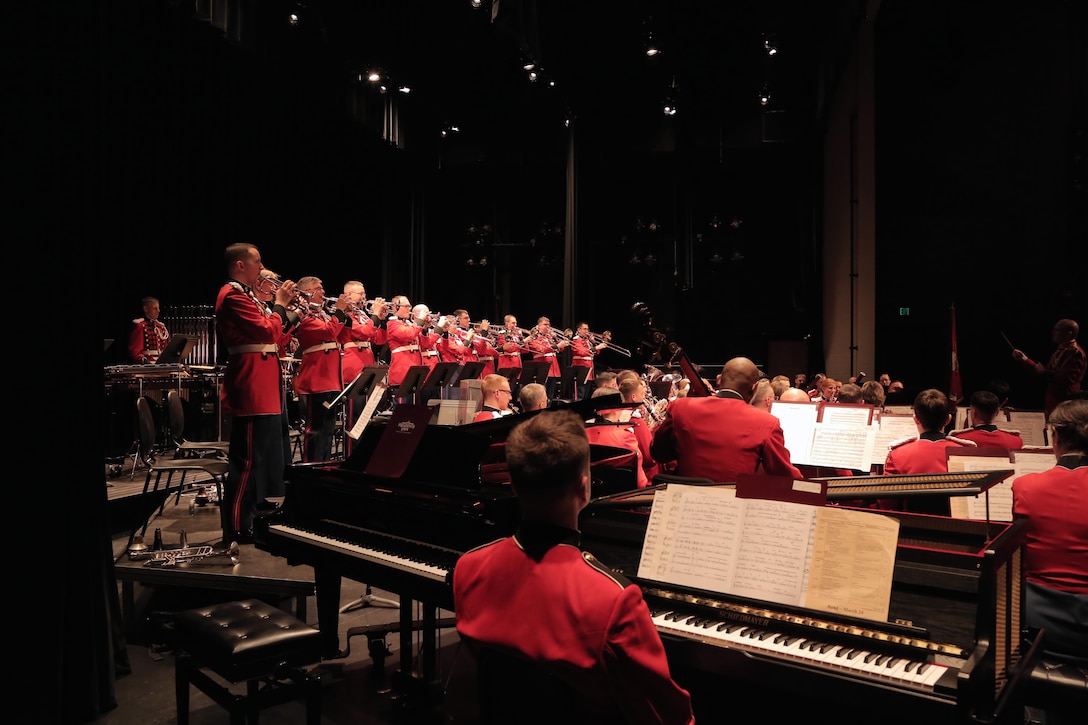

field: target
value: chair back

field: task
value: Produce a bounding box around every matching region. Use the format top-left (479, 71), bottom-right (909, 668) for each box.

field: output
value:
top-left (167, 390), bottom-right (186, 444)
top-left (473, 647), bottom-right (626, 725)
top-left (136, 396), bottom-right (158, 462)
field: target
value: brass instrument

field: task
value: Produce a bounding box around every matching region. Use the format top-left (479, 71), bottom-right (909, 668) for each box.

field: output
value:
top-left (129, 541), bottom-right (241, 567)
top-left (587, 330), bottom-right (632, 357)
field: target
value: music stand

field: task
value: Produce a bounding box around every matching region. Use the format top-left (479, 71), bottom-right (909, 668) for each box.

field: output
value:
top-left (451, 361), bottom-right (485, 386)
top-left (395, 365), bottom-right (431, 405)
top-left (156, 335), bottom-right (197, 365)
top-left (347, 366), bottom-right (390, 407)
top-left (420, 362), bottom-right (461, 404)
top-left (519, 361), bottom-right (552, 386)
top-left (648, 381), bottom-right (673, 400)
top-left (557, 365), bottom-right (591, 401)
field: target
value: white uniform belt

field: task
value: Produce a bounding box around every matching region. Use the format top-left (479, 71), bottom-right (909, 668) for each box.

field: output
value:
top-left (502, 352), bottom-right (521, 357)
top-left (422, 350), bottom-right (439, 357)
top-left (228, 344), bottom-right (278, 355)
top-left (342, 342), bottom-right (371, 350)
top-left (391, 344), bottom-right (420, 354)
top-left (574, 356), bottom-right (594, 361)
top-left (540, 352), bottom-right (556, 357)
top-left (143, 349), bottom-right (162, 355)
top-left (302, 342), bottom-right (340, 355)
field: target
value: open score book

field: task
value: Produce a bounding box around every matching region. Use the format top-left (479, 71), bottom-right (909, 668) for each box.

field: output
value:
top-left (637, 484), bottom-right (900, 622)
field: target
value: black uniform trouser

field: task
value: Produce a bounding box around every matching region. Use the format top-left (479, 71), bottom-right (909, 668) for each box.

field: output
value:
top-left (226, 414), bottom-right (284, 537)
top-left (302, 391), bottom-right (338, 462)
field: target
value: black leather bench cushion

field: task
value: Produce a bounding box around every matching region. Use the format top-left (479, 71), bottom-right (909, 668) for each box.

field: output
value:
top-left (174, 599), bottom-right (321, 683)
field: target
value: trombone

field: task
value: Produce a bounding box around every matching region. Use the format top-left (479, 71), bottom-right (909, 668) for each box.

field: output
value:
top-left (588, 330), bottom-right (631, 357)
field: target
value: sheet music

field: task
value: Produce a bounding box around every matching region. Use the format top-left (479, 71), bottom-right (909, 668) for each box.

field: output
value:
top-left (807, 425), bottom-right (876, 471)
top-left (872, 414), bottom-right (918, 467)
top-left (947, 449), bottom-right (1053, 521)
top-left (1004, 411), bottom-right (1047, 447)
top-left (639, 484), bottom-right (898, 621)
top-left (770, 401), bottom-right (819, 464)
top-left (348, 382), bottom-right (388, 439)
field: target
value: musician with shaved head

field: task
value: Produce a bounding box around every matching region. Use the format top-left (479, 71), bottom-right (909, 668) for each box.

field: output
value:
top-left (650, 356), bottom-right (804, 482)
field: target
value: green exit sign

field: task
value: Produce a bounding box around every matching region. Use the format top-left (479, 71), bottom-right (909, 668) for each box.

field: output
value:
top-left (899, 307), bottom-right (911, 316)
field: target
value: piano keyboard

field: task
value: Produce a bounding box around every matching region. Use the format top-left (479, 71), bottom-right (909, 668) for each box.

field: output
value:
top-left (267, 521), bottom-right (461, 583)
top-left (651, 608), bottom-right (950, 689)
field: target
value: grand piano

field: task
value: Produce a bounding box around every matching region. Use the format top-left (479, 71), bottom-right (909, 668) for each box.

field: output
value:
top-left (253, 395), bottom-right (639, 699)
top-left (579, 478), bottom-right (1042, 725)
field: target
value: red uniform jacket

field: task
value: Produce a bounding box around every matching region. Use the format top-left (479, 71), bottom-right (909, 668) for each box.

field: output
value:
top-left (473, 337), bottom-right (501, 378)
top-left (438, 329), bottom-right (474, 364)
top-left (128, 317), bottom-right (170, 363)
top-left (293, 311), bottom-right (345, 395)
top-left (1040, 341), bottom-right (1086, 415)
top-left (496, 331), bottom-right (526, 371)
top-left (629, 411), bottom-right (661, 482)
top-left (880, 432), bottom-right (976, 513)
top-left (528, 335), bottom-right (562, 377)
top-left (453, 524), bottom-right (695, 725)
top-left (215, 282), bottom-right (288, 417)
top-left (569, 335), bottom-right (599, 381)
top-left (586, 422), bottom-right (649, 488)
top-left (1012, 455), bottom-right (1088, 594)
top-left (418, 328), bottom-right (440, 369)
top-left (340, 310), bottom-right (378, 382)
top-left (949, 426), bottom-right (1024, 450)
top-left (383, 318), bottom-right (423, 386)
top-left (650, 396), bottom-right (803, 482)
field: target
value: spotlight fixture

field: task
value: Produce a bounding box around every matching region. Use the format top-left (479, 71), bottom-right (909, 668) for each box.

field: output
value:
top-left (471, 0), bottom-right (483, 8)
top-left (645, 31), bottom-right (660, 57)
top-left (367, 70), bottom-right (382, 83)
top-left (759, 83), bottom-right (771, 106)
top-left (440, 124), bottom-right (460, 138)
top-left (662, 77), bottom-right (679, 116)
top-left (764, 37), bottom-right (778, 56)
top-left (288, 2), bottom-right (305, 27)
top-left (397, 85), bottom-right (411, 95)
top-left (527, 69), bottom-right (539, 82)
top-left (663, 100), bottom-right (678, 116)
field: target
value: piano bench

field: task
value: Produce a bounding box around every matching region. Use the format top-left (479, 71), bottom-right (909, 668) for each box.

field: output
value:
top-left (172, 599), bottom-right (323, 725)
top-left (1025, 655), bottom-right (1088, 717)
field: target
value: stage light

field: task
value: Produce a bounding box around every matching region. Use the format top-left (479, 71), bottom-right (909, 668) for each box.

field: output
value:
top-left (764, 38), bottom-right (778, 56)
top-left (397, 85), bottom-right (411, 95)
top-left (759, 83), bottom-right (771, 106)
top-left (663, 100), bottom-right (678, 116)
top-left (471, 0), bottom-right (483, 8)
top-left (367, 70), bottom-right (381, 82)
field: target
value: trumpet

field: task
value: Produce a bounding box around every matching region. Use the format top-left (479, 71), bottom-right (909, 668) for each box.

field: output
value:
top-left (129, 541), bottom-right (241, 567)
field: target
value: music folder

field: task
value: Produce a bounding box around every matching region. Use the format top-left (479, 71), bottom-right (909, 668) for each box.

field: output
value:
top-left (452, 361), bottom-right (485, 385)
top-left (363, 404), bottom-right (433, 479)
top-left (156, 335), bottom-right (197, 365)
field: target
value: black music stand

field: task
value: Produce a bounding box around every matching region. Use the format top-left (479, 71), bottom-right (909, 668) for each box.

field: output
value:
top-left (347, 365), bottom-right (390, 408)
top-left (156, 335), bottom-right (197, 365)
top-left (451, 361), bottom-right (485, 386)
top-left (557, 365), bottom-right (592, 401)
top-left (394, 365), bottom-right (431, 405)
top-left (518, 361), bottom-right (552, 387)
top-left (420, 362), bottom-right (461, 404)
top-left (648, 381), bottom-right (673, 400)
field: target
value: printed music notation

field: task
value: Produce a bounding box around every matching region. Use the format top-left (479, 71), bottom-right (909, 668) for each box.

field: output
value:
top-left (947, 448), bottom-right (1054, 522)
top-left (637, 484), bottom-right (900, 622)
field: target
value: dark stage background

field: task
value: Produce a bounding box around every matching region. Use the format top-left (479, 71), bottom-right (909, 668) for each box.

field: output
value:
top-left (95, 0), bottom-right (1086, 410)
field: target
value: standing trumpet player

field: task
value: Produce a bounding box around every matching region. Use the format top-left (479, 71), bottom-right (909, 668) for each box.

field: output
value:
top-left (216, 243), bottom-right (298, 544)
top-left (293, 276), bottom-right (349, 463)
top-left (527, 316), bottom-right (569, 398)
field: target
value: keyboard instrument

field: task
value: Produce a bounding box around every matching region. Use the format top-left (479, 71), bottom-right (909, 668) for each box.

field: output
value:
top-left (580, 485), bottom-right (1041, 724)
top-left (254, 394), bottom-right (641, 689)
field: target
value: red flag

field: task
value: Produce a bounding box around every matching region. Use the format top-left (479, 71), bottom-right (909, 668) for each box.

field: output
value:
top-left (949, 303), bottom-right (963, 403)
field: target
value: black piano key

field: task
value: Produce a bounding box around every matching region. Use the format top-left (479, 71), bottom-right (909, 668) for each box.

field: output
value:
top-left (846, 648), bottom-right (864, 660)
top-left (863, 651), bottom-right (880, 664)
top-left (875, 654), bottom-right (892, 667)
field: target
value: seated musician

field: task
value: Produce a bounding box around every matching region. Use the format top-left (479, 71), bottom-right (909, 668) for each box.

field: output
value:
top-left (948, 390), bottom-right (1024, 450)
top-left (879, 388), bottom-right (976, 514)
top-left (517, 382), bottom-right (549, 413)
top-left (585, 386), bottom-right (649, 488)
top-left (473, 373), bottom-right (514, 422)
top-left (650, 357), bottom-right (803, 483)
top-left (1013, 398), bottom-right (1088, 725)
top-left (452, 410), bottom-right (695, 725)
